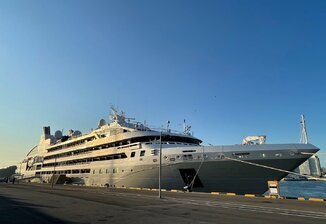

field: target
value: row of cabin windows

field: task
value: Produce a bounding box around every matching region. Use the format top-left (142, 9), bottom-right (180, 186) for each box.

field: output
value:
top-left (45, 146), bottom-right (102, 160)
top-left (46, 136), bottom-right (150, 157)
top-left (46, 135), bottom-right (200, 158)
top-left (48, 137), bottom-right (96, 152)
top-left (45, 141), bottom-right (140, 161)
top-left (43, 149), bottom-right (147, 169)
top-left (92, 168), bottom-right (133, 174)
top-left (44, 142), bottom-right (191, 160)
top-left (36, 169), bottom-right (91, 175)
top-left (36, 168), bottom-right (129, 175)
top-left (42, 153), bottom-right (127, 168)
top-left (47, 129), bottom-right (133, 153)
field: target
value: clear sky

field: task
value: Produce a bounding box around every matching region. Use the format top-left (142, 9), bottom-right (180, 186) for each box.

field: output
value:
top-left (0, 0), bottom-right (325, 168)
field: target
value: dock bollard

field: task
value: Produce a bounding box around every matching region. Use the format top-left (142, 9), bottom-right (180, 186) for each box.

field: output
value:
top-left (267, 180), bottom-right (280, 198)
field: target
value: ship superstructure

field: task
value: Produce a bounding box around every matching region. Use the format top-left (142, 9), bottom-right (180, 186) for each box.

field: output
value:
top-left (17, 108), bottom-right (319, 194)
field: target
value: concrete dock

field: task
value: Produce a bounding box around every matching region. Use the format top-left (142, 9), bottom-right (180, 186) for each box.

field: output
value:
top-left (0, 183), bottom-right (325, 224)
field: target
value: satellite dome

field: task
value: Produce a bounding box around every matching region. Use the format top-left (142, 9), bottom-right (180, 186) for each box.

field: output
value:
top-left (98, 119), bottom-right (106, 128)
top-left (54, 130), bottom-right (62, 139)
top-left (72, 130), bottom-right (82, 136)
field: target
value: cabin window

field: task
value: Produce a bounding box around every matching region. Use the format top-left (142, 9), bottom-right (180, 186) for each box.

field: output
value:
top-left (99, 169), bottom-right (102, 174)
top-left (151, 149), bottom-right (159, 156)
top-left (140, 150), bottom-right (145, 157)
top-left (81, 169), bottom-right (90, 173)
top-left (182, 150), bottom-right (196, 153)
top-left (93, 170), bottom-right (95, 174)
top-left (113, 168), bottom-right (117, 173)
top-left (131, 152), bottom-right (136, 157)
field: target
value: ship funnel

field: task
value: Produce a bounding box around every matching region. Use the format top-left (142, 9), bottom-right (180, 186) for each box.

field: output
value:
top-left (43, 126), bottom-right (51, 139)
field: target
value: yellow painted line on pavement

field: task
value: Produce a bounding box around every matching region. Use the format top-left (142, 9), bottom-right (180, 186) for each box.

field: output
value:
top-left (264, 195), bottom-right (276, 199)
top-left (150, 188), bottom-right (166, 191)
top-left (129, 187), bottom-right (141, 190)
top-left (226, 193), bottom-right (236, 196)
top-left (244, 194), bottom-right (255, 197)
top-left (141, 188), bottom-right (151, 191)
top-left (308, 198), bottom-right (324, 202)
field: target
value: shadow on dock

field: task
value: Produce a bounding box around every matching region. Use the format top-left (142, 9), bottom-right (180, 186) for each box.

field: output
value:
top-left (0, 193), bottom-right (72, 224)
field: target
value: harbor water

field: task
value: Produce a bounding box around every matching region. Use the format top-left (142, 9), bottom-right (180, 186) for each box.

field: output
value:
top-left (279, 180), bottom-right (326, 199)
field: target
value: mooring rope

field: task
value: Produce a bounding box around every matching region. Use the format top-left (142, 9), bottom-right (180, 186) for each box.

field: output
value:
top-left (188, 146), bottom-right (205, 190)
top-left (300, 152), bottom-right (326, 156)
top-left (223, 155), bottom-right (325, 181)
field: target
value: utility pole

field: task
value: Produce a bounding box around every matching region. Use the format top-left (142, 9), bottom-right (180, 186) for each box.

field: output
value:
top-left (52, 156), bottom-right (56, 188)
top-left (159, 131), bottom-right (162, 199)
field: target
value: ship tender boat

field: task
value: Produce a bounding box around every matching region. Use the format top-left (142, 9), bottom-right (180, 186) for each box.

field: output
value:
top-left (17, 108), bottom-right (319, 194)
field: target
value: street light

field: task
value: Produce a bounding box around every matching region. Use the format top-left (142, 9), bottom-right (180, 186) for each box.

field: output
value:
top-left (51, 156), bottom-right (57, 188)
top-left (159, 131), bottom-right (162, 199)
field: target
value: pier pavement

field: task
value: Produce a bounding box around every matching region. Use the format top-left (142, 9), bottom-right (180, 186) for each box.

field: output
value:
top-left (0, 183), bottom-right (325, 224)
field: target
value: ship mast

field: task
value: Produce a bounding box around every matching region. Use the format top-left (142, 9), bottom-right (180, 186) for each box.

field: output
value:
top-left (300, 114), bottom-right (309, 144)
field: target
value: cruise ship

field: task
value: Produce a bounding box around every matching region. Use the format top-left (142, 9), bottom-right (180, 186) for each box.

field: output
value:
top-left (16, 108), bottom-right (319, 194)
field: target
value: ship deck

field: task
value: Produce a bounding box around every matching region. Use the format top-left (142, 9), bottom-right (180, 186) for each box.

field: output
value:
top-left (0, 183), bottom-right (325, 224)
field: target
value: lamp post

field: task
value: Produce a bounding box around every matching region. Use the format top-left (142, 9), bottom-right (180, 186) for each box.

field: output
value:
top-left (52, 156), bottom-right (56, 188)
top-left (159, 131), bottom-right (162, 199)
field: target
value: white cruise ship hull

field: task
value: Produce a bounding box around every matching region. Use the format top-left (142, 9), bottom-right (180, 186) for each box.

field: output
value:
top-left (25, 143), bottom-right (318, 195)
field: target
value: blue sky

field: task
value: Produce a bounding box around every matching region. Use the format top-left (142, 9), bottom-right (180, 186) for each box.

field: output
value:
top-left (0, 0), bottom-right (325, 168)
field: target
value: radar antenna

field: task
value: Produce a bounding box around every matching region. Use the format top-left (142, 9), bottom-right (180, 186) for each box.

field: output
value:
top-left (300, 114), bottom-right (309, 144)
top-left (166, 120), bottom-right (171, 133)
top-left (183, 119), bottom-right (192, 136)
top-left (109, 106), bottom-right (135, 124)
top-left (110, 106), bottom-right (122, 122)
